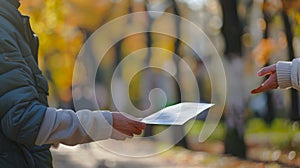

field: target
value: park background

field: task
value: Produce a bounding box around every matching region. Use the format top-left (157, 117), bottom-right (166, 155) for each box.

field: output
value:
top-left (19, 0), bottom-right (300, 167)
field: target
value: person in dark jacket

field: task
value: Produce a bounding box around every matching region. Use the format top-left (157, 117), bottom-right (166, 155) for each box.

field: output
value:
top-left (0, 0), bottom-right (146, 167)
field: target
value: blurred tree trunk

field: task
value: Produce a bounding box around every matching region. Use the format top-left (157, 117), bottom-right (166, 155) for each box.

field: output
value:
top-left (143, 0), bottom-right (188, 148)
top-left (170, 0), bottom-right (188, 149)
top-left (281, 0), bottom-right (300, 121)
top-left (220, 0), bottom-right (246, 158)
top-left (143, 0), bottom-right (155, 137)
top-left (262, 0), bottom-right (274, 126)
top-left (77, 28), bottom-right (99, 110)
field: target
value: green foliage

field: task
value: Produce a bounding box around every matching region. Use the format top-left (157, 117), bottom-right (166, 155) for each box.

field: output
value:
top-left (153, 118), bottom-right (300, 146)
top-left (246, 118), bottom-right (299, 133)
top-left (185, 120), bottom-right (225, 141)
top-left (246, 118), bottom-right (300, 150)
top-left (149, 118), bottom-right (300, 151)
top-left (151, 120), bottom-right (225, 141)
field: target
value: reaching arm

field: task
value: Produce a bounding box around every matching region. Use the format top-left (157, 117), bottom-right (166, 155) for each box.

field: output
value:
top-left (251, 58), bottom-right (300, 94)
top-left (35, 108), bottom-right (146, 146)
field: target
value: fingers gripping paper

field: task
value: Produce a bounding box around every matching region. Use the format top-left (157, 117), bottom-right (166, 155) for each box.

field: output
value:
top-left (142, 102), bottom-right (214, 125)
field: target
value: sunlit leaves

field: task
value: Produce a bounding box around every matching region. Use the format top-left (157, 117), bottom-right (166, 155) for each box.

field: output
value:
top-left (253, 39), bottom-right (274, 66)
top-left (20, 0), bottom-right (83, 102)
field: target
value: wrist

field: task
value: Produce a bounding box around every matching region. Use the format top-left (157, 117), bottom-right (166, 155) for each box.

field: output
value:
top-left (276, 61), bottom-right (292, 89)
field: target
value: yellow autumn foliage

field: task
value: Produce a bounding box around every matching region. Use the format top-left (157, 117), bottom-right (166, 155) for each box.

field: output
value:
top-left (18, 0), bottom-right (186, 106)
top-left (252, 38), bottom-right (273, 66)
top-left (20, 0), bottom-right (83, 103)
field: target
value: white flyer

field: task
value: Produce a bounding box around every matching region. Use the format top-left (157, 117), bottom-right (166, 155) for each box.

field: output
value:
top-left (141, 102), bottom-right (214, 125)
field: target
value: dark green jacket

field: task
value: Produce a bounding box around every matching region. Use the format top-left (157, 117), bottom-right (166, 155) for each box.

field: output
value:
top-left (0, 0), bottom-right (52, 167)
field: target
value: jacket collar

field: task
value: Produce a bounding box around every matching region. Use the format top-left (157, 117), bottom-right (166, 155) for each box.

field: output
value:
top-left (7, 0), bottom-right (20, 8)
top-left (0, 0), bottom-right (23, 28)
top-left (0, 0), bottom-right (39, 61)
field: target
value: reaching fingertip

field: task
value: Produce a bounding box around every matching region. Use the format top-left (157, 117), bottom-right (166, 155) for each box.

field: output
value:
top-left (257, 71), bottom-right (264, 77)
top-left (251, 86), bottom-right (262, 94)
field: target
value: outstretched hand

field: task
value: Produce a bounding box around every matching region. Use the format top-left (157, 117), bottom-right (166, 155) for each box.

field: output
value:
top-left (111, 112), bottom-right (146, 140)
top-left (251, 64), bottom-right (278, 94)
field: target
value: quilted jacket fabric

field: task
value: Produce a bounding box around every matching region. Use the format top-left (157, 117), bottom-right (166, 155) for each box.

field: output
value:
top-left (0, 0), bottom-right (52, 167)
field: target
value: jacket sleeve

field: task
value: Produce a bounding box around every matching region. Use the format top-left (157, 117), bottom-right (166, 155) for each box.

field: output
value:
top-left (0, 36), bottom-right (47, 146)
top-left (276, 58), bottom-right (300, 90)
top-left (35, 108), bottom-right (112, 146)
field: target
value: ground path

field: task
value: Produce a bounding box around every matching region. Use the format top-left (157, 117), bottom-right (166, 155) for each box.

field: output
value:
top-left (52, 140), bottom-right (294, 168)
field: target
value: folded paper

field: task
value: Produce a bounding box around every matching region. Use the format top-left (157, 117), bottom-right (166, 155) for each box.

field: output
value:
top-left (142, 102), bottom-right (214, 125)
